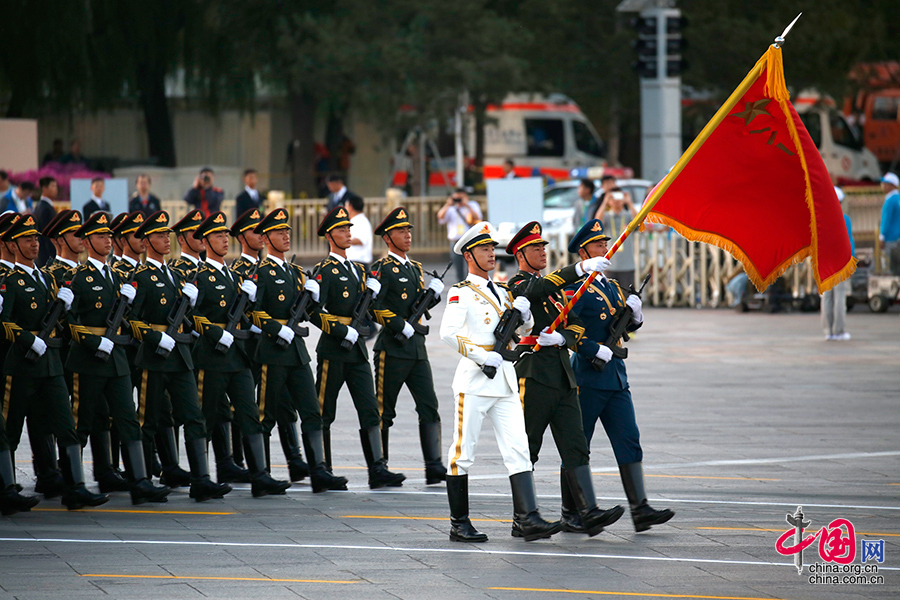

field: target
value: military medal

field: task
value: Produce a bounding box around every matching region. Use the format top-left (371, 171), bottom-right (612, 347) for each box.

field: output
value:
top-left (220, 299), bottom-right (227, 307)
top-left (161, 297), bottom-right (167, 305)
top-left (209, 275), bottom-right (216, 282)
top-left (30, 302), bottom-right (37, 309)
top-left (95, 301), bottom-right (103, 309)
top-left (342, 290), bottom-right (349, 298)
top-left (393, 267), bottom-right (399, 273)
top-left (600, 313), bottom-right (607, 320)
top-left (278, 294), bottom-right (285, 302)
top-left (270, 270), bottom-right (277, 276)
top-left (151, 275), bottom-right (158, 281)
top-left (86, 276), bottom-right (93, 282)
top-left (484, 317), bottom-right (491, 324)
top-left (401, 293), bottom-right (407, 300)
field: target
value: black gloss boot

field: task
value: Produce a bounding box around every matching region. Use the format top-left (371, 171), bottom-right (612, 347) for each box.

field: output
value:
top-left (157, 427), bottom-right (191, 488)
top-left (212, 422), bottom-right (251, 484)
top-left (122, 440), bottom-right (170, 505)
top-left (509, 471), bottom-right (560, 541)
top-left (59, 445), bottom-right (109, 510)
top-left (278, 421), bottom-right (309, 482)
top-left (619, 462), bottom-right (674, 532)
top-left (0, 449), bottom-right (39, 515)
top-left (447, 474), bottom-right (487, 542)
top-left (302, 430), bottom-right (348, 493)
top-left (92, 431), bottom-right (130, 493)
top-left (32, 433), bottom-right (64, 498)
top-left (419, 422), bottom-right (447, 485)
top-left (231, 416), bottom-right (245, 469)
top-left (245, 433), bottom-right (291, 497)
top-left (559, 467), bottom-right (585, 533)
top-left (566, 465), bottom-right (625, 536)
top-left (381, 427), bottom-right (390, 465)
top-left (185, 437), bottom-right (232, 502)
top-left (359, 427), bottom-right (405, 489)
top-left (323, 428), bottom-right (333, 471)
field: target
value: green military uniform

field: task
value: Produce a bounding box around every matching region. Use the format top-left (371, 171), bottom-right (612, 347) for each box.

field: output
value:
top-left (0, 214), bottom-right (109, 510)
top-left (312, 206), bottom-right (404, 489)
top-left (370, 207), bottom-right (446, 484)
top-left (127, 210), bottom-right (230, 502)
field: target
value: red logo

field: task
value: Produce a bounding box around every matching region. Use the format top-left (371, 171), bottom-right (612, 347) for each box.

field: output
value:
top-left (776, 516), bottom-right (856, 565)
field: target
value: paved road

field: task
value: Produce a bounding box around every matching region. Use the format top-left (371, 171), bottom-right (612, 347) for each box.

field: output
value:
top-left (2, 282), bottom-right (898, 600)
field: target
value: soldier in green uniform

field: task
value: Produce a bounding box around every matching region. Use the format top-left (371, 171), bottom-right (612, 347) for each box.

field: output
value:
top-left (189, 211), bottom-right (290, 497)
top-left (0, 214), bottom-right (109, 509)
top-left (506, 221), bottom-right (624, 537)
top-left (43, 209), bottom-right (84, 287)
top-left (112, 212), bottom-right (145, 276)
top-left (370, 207), bottom-right (447, 484)
top-left (248, 208), bottom-right (347, 493)
top-left (169, 209), bottom-right (205, 279)
top-left (109, 212), bottom-right (128, 265)
top-left (0, 409), bottom-right (40, 514)
top-left (65, 211), bottom-right (171, 504)
top-left (0, 213), bottom-right (66, 498)
top-left (104, 211), bottom-right (129, 473)
top-left (312, 206), bottom-right (405, 489)
top-left (127, 211), bottom-right (231, 501)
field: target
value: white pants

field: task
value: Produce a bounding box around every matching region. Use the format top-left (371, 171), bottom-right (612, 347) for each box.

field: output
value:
top-left (447, 391), bottom-right (532, 477)
top-left (821, 279), bottom-right (849, 336)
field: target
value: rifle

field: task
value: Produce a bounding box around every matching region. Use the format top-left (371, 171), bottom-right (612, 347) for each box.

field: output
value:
top-left (394, 261), bottom-right (452, 342)
top-left (482, 275), bottom-right (537, 379)
top-left (156, 267), bottom-right (198, 358)
top-left (590, 272), bottom-right (651, 372)
top-left (95, 266), bottom-right (138, 362)
top-left (216, 254), bottom-right (260, 353)
top-left (276, 255), bottom-right (311, 348)
top-left (340, 260), bottom-right (382, 350)
top-left (25, 278), bottom-right (67, 363)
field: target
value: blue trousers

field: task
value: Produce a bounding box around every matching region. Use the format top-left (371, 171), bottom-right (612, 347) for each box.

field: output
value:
top-left (579, 387), bottom-right (643, 465)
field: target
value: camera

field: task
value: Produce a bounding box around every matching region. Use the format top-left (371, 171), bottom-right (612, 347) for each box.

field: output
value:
top-left (452, 195), bottom-right (462, 203)
top-left (202, 175), bottom-right (211, 184)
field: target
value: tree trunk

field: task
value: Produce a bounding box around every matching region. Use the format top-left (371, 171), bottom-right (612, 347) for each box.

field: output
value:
top-left (324, 105), bottom-right (346, 182)
top-left (136, 63), bottom-right (177, 167)
top-left (288, 91), bottom-right (318, 198)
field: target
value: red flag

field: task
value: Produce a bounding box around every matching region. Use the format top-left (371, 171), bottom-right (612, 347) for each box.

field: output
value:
top-left (645, 46), bottom-right (856, 293)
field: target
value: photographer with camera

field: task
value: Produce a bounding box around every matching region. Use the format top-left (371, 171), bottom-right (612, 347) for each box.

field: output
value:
top-left (185, 167), bottom-right (224, 216)
top-left (436, 188), bottom-right (482, 282)
top-left (597, 187), bottom-right (638, 290)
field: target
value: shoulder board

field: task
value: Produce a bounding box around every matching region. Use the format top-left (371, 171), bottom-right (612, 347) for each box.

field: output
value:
top-left (136, 264), bottom-right (151, 274)
top-left (411, 259), bottom-right (423, 268)
top-left (452, 281), bottom-right (471, 289)
top-left (260, 257), bottom-right (277, 268)
top-left (495, 282), bottom-right (510, 291)
top-left (198, 263), bottom-right (214, 273)
top-left (75, 263), bottom-right (93, 272)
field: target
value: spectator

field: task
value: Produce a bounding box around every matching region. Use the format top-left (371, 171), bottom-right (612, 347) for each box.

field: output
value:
top-left (128, 173), bottom-right (162, 216)
top-left (573, 178), bottom-right (594, 228)
top-left (822, 186), bottom-right (855, 341)
top-left (587, 175), bottom-right (617, 220)
top-left (598, 187), bottom-right (639, 290)
top-left (184, 167), bottom-right (224, 215)
top-left (34, 177), bottom-right (59, 266)
top-left (502, 158), bottom-right (516, 179)
top-left (0, 170), bottom-right (10, 201)
top-left (235, 168), bottom-right (262, 218)
top-left (436, 188), bottom-right (482, 282)
top-left (42, 138), bottom-right (64, 165)
top-left (61, 139), bottom-right (87, 167)
top-left (345, 195), bottom-right (373, 268)
top-left (82, 177), bottom-right (110, 219)
top-left (879, 172), bottom-right (900, 270)
top-left (4, 181), bottom-right (35, 213)
top-left (325, 173), bottom-right (362, 212)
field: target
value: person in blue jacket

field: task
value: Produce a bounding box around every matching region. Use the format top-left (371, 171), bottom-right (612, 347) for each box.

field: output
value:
top-left (566, 219), bottom-right (674, 532)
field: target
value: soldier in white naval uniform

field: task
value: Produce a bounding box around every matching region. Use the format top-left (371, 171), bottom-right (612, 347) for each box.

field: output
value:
top-left (439, 222), bottom-right (560, 543)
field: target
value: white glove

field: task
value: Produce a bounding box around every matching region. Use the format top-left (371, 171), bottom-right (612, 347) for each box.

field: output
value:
top-left (343, 326), bottom-right (359, 345)
top-left (158, 333), bottom-right (176, 352)
top-left (57, 287), bottom-right (74, 310)
top-left (512, 296), bottom-right (531, 321)
top-left (580, 256), bottom-right (611, 275)
top-left (119, 284), bottom-right (136, 303)
top-left (98, 337), bottom-right (114, 355)
top-left (595, 345), bottom-right (613, 363)
top-left (401, 322), bottom-right (415, 339)
top-left (240, 280), bottom-right (257, 302)
top-left (30, 336), bottom-right (47, 357)
top-left (304, 279), bottom-right (320, 302)
top-left (538, 326), bottom-right (566, 347)
top-left (626, 294), bottom-right (643, 323)
top-left (218, 330), bottom-right (234, 349)
top-left (428, 278), bottom-right (444, 296)
top-left (249, 324), bottom-right (262, 335)
top-left (0, 294), bottom-right (4, 312)
top-left (277, 325), bottom-right (295, 344)
top-left (366, 277), bottom-right (381, 298)
top-left (182, 283), bottom-right (198, 307)
top-left (482, 351), bottom-right (503, 369)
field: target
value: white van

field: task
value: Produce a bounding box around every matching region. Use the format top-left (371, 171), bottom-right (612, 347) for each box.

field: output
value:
top-left (794, 92), bottom-right (881, 183)
top-left (469, 93), bottom-right (633, 181)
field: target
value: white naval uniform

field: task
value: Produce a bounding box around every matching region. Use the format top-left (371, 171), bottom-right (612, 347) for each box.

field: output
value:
top-left (440, 273), bottom-right (535, 477)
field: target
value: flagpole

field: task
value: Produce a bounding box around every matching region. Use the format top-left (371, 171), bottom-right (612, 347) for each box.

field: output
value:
top-left (533, 22), bottom-right (800, 350)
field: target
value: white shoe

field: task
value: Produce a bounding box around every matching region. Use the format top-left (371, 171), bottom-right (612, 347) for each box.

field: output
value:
top-left (835, 332), bottom-right (851, 341)
top-left (825, 334), bottom-right (836, 341)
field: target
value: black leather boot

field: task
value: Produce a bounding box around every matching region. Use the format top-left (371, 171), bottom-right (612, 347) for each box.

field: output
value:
top-left (419, 422), bottom-right (447, 485)
top-left (566, 465), bottom-right (625, 536)
top-left (278, 421), bottom-right (309, 482)
top-left (185, 437), bottom-right (232, 502)
top-left (359, 427), bottom-right (405, 489)
top-left (31, 433), bottom-right (64, 498)
top-left (302, 430), bottom-right (348, 493)
top-left (110, 425), bottom-right (121, 472)
top-left (559, 467), bottom-right (585, 533)
top-left (0, 449), bottom-right (39, 515)
top-left (381, 427), bottom-right (390, 465)
top-left (122, 440), bottom-right (170, 505)
top-left (231, 416), bottom-right (245, 469)
top-left (92, 431), bottom-right (130, 493)
top-left (509, 471), bottom-right (560, 541)
top-left (156, 427), bottom-right (191, 488)
top-left (323, 428), bottom-right (332, 470)
top-left (212, 422), bottom-right (251, 484)
top-left (619, 462), bottom-right (674, 532)
top-left (245, 433), bottom-right (291, 497)
top-left (59, 445), bottom-right (109, 510)
top-left (446, 474), bottom-right (487, 542)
